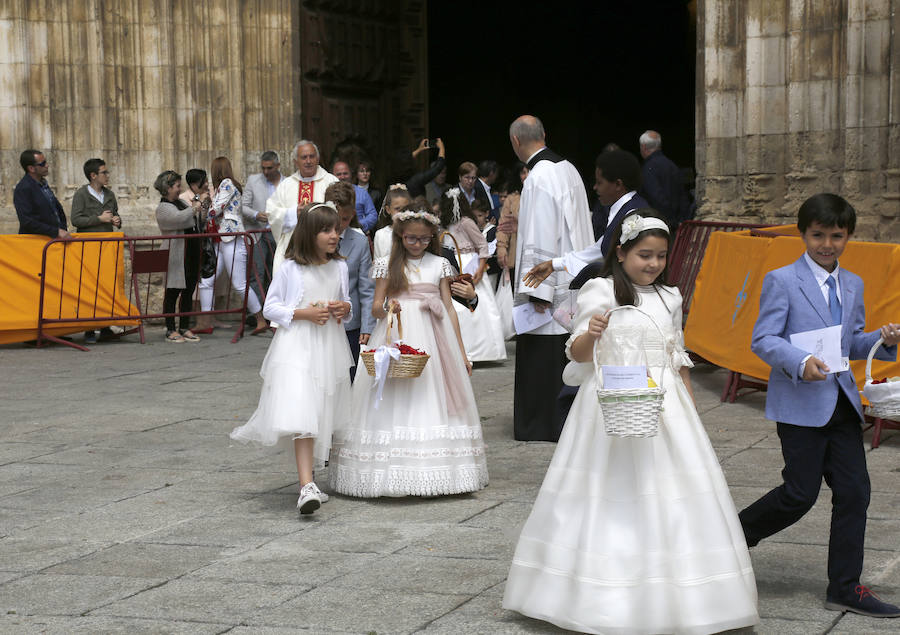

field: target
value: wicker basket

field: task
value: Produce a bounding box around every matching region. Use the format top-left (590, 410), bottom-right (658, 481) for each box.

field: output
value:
top-left (594, 305), bottom-right (667, 438)
top-left (360, 308), bottom-right (430, 378)
top-left (863, 337), bottom-right (900, 420)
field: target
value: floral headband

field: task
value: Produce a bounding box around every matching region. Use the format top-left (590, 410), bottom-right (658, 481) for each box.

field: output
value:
top-left (619, 214), bottom-right (669, 245)
top-left (394, 210), bottom-right (440, 226)
top-left (444, 187), bottom-right (461, 224)
top-left (389, 183), bottom-right (408, 192)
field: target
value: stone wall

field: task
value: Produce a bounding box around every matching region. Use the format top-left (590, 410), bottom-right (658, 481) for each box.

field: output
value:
top-left (696, 0), bottom-right (899, 241)
top-left (0, 0), bottom-right (297, 235)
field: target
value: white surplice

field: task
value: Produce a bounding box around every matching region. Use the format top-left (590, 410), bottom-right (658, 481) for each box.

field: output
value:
top-left (513, 155), bottom-right (593, 335)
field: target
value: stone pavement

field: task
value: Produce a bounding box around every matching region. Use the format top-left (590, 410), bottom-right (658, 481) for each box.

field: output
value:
top-left (1, 330), bottom-right (898, 634)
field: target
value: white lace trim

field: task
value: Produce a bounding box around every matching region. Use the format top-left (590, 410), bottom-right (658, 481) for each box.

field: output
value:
top-left (336, 446), bottom-right (485, 462)
top-left (330, 463), bottom-right (489, 498)
top-left (439, 258), bottom-right (454, 279)
top-left (335, 425), bottom-right (483, 444)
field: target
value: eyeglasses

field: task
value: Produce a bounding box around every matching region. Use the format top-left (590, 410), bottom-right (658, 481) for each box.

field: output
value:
top-left (402, 235), bottom-right (432, 245)
top-left (35, 161), bottom-right (47, 167)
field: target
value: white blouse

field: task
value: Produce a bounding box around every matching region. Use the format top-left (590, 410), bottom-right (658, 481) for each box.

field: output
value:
top-left (263, 259), bottom-right (351, 329)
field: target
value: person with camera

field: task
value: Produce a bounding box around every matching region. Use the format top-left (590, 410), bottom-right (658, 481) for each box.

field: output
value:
top-left (403, 138), bottom-right (446, 199)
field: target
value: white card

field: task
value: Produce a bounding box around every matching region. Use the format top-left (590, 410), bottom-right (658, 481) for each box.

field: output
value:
top-left (462, 255), bottom-right (479, 277)
top-left (602, 365), bottom-right (648, 389)
top-left (790, 325), bottom-right (848, 374)
top-left (513, 302), bottom-right (554, 334)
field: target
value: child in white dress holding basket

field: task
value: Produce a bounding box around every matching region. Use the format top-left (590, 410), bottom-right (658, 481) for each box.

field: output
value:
top-left (331, 209), bottom-right (489, 497)
top-left (503, 209), bottom-right (759, 634)
top-left (231, 202), bottom-right (353, 515)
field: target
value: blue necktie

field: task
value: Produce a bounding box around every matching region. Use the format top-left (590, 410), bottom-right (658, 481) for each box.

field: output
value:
top-left (825, 276), bottom-right (841, 326)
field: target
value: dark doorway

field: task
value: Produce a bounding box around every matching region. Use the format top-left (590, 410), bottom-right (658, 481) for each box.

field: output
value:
top-left (427, 0), bottom-right (696, 189)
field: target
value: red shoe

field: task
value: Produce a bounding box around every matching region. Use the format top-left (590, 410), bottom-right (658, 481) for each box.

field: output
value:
top-left (250, 323), bottom-right (271, 336)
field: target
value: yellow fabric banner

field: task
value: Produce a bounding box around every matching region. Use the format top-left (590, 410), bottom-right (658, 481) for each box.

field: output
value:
top-left (685, 228), bottom-right (900, 390)
top-left (0, 234), bottom-right (140, 345)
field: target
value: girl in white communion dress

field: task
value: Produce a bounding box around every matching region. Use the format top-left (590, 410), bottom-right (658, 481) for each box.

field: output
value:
top-left (503, 210), bottom-right (758, 634)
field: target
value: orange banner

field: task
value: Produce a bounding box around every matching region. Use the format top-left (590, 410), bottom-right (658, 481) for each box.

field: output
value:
top-left (0, 234), bottom-right (140, 345)
top-left (685, 228), bottom-right (900, 390)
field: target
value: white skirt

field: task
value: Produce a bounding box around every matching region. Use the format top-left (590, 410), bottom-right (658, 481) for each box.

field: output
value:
top-left (453, 252), bottom-right (507, 362)
top-left (230, 319), bottom-right (353, 466)
top-left (502, 369), bottom-right (759, 634)
top-left (331, 294), bottom-right (489, 497)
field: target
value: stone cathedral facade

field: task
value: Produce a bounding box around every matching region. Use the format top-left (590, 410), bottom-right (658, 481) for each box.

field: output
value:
top-left (1, 2), bottom-right (897, 240)
top-left (695, 0), bottom-right (899, 240)
top-left (0, 0), bottom-right (428, 234)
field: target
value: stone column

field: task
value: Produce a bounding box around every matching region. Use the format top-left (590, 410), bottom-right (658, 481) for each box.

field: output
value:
top-left (696, 0), bottom-right (899, 241)
top-left (0, 0), bottom-right (296, 235)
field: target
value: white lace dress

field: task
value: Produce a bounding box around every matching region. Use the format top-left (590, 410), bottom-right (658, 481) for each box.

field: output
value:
top-left (503, 277), bottom-right (759, 635)
top-left (330, 252), bottom-right (489, 497)
top-left (230, 259), bottom-right (354, 466)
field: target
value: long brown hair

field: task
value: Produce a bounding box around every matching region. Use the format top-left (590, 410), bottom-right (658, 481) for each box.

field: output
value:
top-left (210, 156), bottom-right (243, 194)
top-left (599, 208), bottom-right (673, 306)
top-left (284, 203), bottom-right (345, 265)
top-left (375, 186), bottom-right (411, 231)
top-left (385, 217), bottom-right (441, 296)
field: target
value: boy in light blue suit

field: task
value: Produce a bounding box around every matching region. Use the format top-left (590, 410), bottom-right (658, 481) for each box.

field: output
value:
top-left (326, 182), bottom-right (375, 382)
top-left (741, 193), bottom-right (900, 618)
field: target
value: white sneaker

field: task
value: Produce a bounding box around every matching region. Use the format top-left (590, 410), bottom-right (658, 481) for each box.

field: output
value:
top-left (311, 482), bottom-right (329, 503)
top-left (296, 483), bottom-right (321, 515)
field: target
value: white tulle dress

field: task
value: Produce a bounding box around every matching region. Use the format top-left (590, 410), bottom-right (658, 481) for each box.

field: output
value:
top-left (503, 277), bottom-right (758, 635)
top-left (444, 219), bottom-right (507, 362)
top-left (230, 259), bottom-right (353, 466)
top-left (330, 252), bottom-right (489, 497)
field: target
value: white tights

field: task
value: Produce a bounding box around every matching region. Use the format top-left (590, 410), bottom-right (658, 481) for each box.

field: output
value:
top-left (198, 239), bottom-right (262, 314)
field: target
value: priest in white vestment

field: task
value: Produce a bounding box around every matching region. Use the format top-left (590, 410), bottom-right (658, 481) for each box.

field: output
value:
top-left (267, 140), bottom-right (340, 274)
top-left (510, 115), bottom-right (593, 441)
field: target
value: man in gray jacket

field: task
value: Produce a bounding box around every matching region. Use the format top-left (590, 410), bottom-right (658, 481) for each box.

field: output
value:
top-left (71, 158), bottom-right (121, 233)
top-left (242, 150), bottom-right (283, 303)
top-left (71, 157), bottom-right (122, 344)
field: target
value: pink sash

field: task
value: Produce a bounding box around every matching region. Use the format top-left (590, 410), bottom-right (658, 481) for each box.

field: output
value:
top-left (397, 283), bottom-right (468, 415)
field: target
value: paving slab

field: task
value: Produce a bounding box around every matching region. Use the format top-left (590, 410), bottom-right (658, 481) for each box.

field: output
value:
top-left (1, 335), bottom-right (898, 633)
top-left (91, 578), bottom-right (309, 623)
top-left (0, 573), bottom-right (161, 616)
top-left (0, 615), bottom-right (229, 634)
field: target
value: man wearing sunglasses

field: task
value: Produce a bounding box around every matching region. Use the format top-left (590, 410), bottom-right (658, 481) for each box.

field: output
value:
top-left (14, 149), bottom-right (70, 239)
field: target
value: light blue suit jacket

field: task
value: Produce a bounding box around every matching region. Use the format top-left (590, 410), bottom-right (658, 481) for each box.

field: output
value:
top-left (340, 229), bottom-right (376, 334)
top-left (751, 256), bottom-right (896, 427)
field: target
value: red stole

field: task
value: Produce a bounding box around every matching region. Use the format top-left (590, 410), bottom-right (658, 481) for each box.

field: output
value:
top-left (298, 181), bottom-right (314, 205)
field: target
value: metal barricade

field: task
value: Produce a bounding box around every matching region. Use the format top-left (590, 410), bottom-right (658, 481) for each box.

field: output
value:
top-left (35, 231), bottom-right (261, 350)
top-left (669, 220), bottom-right (773, 317)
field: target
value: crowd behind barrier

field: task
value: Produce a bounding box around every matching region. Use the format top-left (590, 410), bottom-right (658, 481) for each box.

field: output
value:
top-left (0, 230), bottom-right (270, 349)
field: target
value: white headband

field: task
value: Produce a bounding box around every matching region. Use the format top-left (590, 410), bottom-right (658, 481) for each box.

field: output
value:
top-left (307, 201), bottom-right (337, 214)
top-left (444, 187), bottom-right (461, 224)
top-left (619, 214), bottom-right (669, 245)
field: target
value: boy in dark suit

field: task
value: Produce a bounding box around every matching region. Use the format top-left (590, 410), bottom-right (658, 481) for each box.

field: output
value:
top-left (741, 193), bottom-right (900, 618)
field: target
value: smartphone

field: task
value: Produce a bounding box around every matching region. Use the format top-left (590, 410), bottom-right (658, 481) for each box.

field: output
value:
top-left (425, 139), bottom-right (437, 148)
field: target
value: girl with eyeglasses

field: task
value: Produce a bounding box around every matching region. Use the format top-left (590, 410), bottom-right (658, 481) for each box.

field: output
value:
top-left (330, 209), bottom-right (488, 498)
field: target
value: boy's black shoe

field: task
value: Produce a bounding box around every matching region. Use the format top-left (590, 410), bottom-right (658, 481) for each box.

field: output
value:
top-left (825, 585), bottom-right (900, 618)
top-left (245, 315), bottom-right (258, 329)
